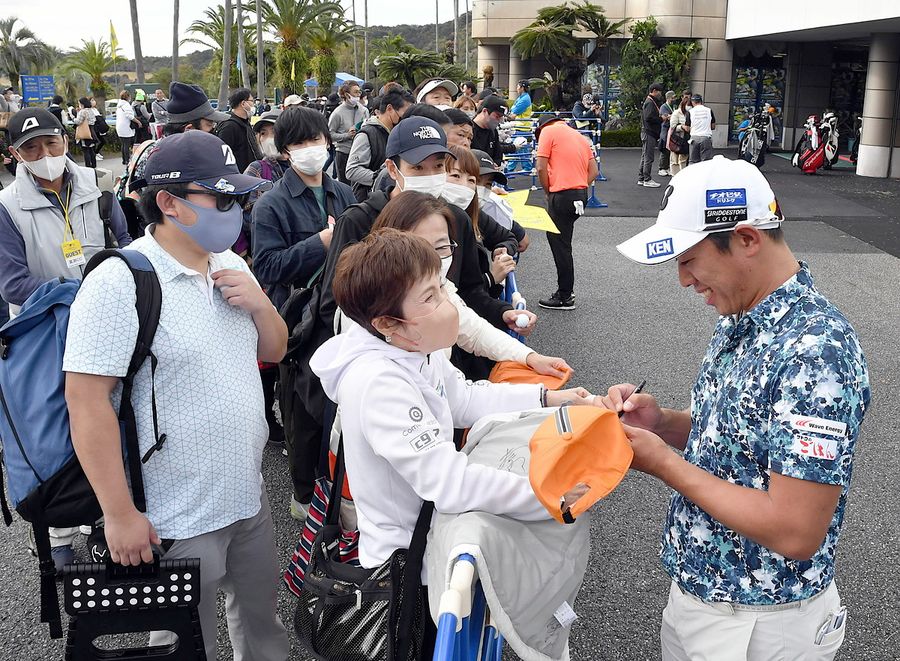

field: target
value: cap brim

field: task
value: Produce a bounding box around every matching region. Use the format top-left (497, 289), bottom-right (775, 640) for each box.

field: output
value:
top-left (194, 173), bottom-right (273, 195)
top-left (12, 128), bottom-right (65, 150)
top-left (478, 167), bottom-right (507, 185)
top-left (616, 223), bottom-right (706, 265)
top-left (394, 143), bottom-right (455, 165)
top-left (205, 110), bottom-right (229, 122)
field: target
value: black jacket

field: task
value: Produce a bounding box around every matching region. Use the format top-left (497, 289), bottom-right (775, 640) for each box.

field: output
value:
top-left (641, 96), bottom-right (662, 139)
top-left (471, 123), bottom-right (503, 164)
top-left (216, 112), bottom-right (263, 172)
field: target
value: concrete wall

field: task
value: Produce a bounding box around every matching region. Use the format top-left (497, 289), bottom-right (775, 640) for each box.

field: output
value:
top-left (780, 43), bottom-right (835, 149)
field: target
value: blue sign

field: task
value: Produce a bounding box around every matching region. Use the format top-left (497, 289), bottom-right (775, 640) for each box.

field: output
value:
top-left (21, 75), bottom-right (56, 104)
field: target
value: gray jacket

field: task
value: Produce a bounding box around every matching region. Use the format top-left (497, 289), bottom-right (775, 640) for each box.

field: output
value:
top-left (0, 160), bottom-right (131, 313)
top-left (426, 409), bottom-right (590, 661)
top-left (328, 102), bottom-right (369, 154)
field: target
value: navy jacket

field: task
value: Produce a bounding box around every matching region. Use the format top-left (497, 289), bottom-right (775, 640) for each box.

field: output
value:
top-left (252, 166), bottom-right (356, 310)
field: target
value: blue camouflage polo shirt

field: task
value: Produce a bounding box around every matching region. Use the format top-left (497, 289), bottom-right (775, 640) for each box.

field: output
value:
top-left (660, 262), bottom-right (870, 605)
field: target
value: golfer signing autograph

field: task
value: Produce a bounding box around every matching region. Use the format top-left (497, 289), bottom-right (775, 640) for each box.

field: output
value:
top-left (604, 157), bottom-right (869, 660)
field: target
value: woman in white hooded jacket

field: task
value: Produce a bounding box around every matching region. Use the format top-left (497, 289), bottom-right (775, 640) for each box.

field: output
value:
top-left (310, 229), bottom-right (593, 577)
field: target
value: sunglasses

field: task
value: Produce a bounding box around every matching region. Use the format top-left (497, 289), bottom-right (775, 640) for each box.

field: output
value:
top-left (177, 189), bottom-right (249, 212)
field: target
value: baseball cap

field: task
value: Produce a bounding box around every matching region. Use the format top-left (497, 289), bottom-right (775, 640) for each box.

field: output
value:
top-left (134, 89), bottom-right (146, 101)
top-left (282, 94), bottom-right (303, 107)
top-left (529, 406), bottom-right (633, 524)
top-left (691, 94), bottom-right (703, 102)
top-left (479, 95), bottom-right (508, 116)
top-left (7, 108), bottom-right (65, 149)
top-left (385, 117), bottom-right (454, 165)
top-left (416, 79), bottom-right (459, 103)
top-left (167, 81), bottom-right (229, 124)
top-left (137, 130), bottom-right (272, 194)
top-left (489, 360), bottom-right (571, 390)
top-left (534, 113), bottom-right (564, 139)
top-left (616, 156), bottom-right (785, 265)
top-left (253, 109), bottom-right (282, 131)
top-left (471, 149), bottom-right (507, 186)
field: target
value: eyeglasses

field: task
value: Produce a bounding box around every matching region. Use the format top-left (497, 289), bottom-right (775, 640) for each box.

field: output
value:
top-left (434, 240), bottom-right (458, 258)
top-left (179, 189), bottom-right (249, 212)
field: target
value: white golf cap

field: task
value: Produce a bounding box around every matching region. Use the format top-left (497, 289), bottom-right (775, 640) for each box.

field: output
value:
top-left (617, 156), bottom-right (785, 265)
top-left (416, 79), bottom-right (459, 103)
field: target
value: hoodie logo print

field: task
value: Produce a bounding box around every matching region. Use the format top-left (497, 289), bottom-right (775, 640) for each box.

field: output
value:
top-left (409, 407), bottom-right (423, 422)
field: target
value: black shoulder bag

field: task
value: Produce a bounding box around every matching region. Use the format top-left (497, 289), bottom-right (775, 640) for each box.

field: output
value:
top-left (294, 437), bottom-right (434, 661)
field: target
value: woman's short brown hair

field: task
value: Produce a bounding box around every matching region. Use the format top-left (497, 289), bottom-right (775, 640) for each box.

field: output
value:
top-left (333, 228), bottom-right (440, 338)
top-left (371, 190), bottom-right (456, 242)
top-left (453, 95), bottom-right (477, 112)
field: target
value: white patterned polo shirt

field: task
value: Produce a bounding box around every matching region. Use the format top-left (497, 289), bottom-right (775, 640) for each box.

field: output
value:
top-left (64, 230), bottom-right (268, 539)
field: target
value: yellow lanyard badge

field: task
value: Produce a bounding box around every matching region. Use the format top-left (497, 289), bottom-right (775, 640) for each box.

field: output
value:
top-left (51, 186), bottom-right (86, 268)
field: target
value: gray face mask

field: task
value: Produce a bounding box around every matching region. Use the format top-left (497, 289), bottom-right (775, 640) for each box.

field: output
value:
top-left (166, 194), bottom-right (243, 254)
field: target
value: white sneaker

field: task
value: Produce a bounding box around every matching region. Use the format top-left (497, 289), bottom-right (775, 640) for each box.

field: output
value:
top-left (290, 496), bottom-right (310, 521)
top-left (658, 169), bottom-right (669, 176)
top-left (643, 179), bottom-right (661, 188)
top-left (95, 154), bottom-right (104, 161)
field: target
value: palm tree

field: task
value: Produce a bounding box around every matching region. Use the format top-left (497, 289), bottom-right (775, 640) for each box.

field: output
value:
top-left (218, 0), bottom-right (232, 107)
top-left (62, 39), bottom-right (120, 103)
top-left (172, 0), bottom-right (179, 81)
top-left (236, 0), bottom-right (251, 89)
top-left (0, 17), bottom-right (52, 90)
top-left (376, 50), bottom-right (442, 89)
top-left (257, 0), bottom-right (342, 94)
top-left (309, 13), bottom-right (356, 90)
top-left (184, 4), bottom-right (256, 88)
top-left (129, 0), bottom-right (145, 83)
top-left (255, 0), bottom-right (264, 100)
top-left (512, 1), bottom-right (626, 108)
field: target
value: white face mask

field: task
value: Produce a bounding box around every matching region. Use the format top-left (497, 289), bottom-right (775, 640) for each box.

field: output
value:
top-left (289, 145), bottom-right (329, 175)
top-left (439, 254), bottom-right (453, 281)
top-left (260, 137), bottom-right (280, 159)
top-left (476, 185), bottom-right (493, 201)
top-left (398, 171), bottom-right (446, 197)
top-left (23, 153), bottom-right (67, 181)
top-left (435, 104), bottom-right (452, 111)
top-left (347, 96), bottom-right (360, 107)
top-left (464, 110), bottom-right (476, 119)
top-left (440, 181), bottom-right (476, 209)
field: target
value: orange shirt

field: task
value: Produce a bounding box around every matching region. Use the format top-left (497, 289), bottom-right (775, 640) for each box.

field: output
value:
top-left (535, 122), bottom-right (594, 192)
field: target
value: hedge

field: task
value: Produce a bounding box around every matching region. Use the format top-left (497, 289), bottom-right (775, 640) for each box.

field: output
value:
top-left (600, 128), bottom-right (642, 148)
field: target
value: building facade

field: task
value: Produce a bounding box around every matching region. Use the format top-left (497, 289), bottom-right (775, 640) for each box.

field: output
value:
top-left (473, 0), bottom-right (900, 178)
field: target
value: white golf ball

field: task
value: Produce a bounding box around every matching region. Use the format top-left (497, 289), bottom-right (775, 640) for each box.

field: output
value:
top-left (515, 314), bottom-right (529, 329)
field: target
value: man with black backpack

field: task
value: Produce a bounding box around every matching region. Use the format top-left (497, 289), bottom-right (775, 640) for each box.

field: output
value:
top-left (63, 130), bottom-right (289, 660)
top-left (345, 87), bottom-right (414, 201)
top-left (0, 108), bottom-right (132, 569)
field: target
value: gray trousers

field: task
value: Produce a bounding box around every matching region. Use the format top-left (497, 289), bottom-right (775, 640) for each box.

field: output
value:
top-left (149, 484), bottom-right (289, 660)
top-left (689, 137), bottom-right (714, 164)
top-left (639, 132), bottom-right (658, 180)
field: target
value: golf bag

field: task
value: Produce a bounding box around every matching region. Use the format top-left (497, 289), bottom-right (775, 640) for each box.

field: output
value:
top-left (792, 114), bottom-right (826, 174)
top-left (820, 112), bottom-right (840, 169)
top-left (738, 109), bottom-right (774, 168)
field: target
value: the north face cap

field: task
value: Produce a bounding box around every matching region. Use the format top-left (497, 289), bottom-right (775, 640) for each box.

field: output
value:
top-left (529, 406), bottom-right (633, 524)
top-left (8, 108), bottom-right (65, 149)
top-left (137, 130), bottom-right (271, 194)
top-left (385, 117), bottom-right (454, 165)
top-left (617, 156), bottom-right (785, 265)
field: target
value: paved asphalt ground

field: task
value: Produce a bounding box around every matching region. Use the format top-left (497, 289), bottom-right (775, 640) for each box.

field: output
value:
top-left (0, 149), bottom-right (898, 659)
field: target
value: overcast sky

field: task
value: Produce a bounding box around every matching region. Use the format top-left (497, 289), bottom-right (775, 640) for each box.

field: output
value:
top-left (0, 0), bottom-right (467, 58)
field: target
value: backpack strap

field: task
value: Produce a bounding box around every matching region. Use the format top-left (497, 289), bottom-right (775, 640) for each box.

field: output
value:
top-left (31, 511), bottom-right (63, 638)
top-left (97, 190), bottom-right (117, 249)
top-left (83, 249), bottom-right (162, 513)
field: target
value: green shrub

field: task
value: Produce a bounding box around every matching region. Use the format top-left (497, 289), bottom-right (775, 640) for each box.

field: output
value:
top-left (600, 128), bottom-right (641, 147)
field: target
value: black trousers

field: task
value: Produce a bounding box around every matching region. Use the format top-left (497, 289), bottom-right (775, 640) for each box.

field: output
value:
top-left (334, 150), bottom-right (350, 185)
top-left (260, 366), bottom-right (283, 442)
top-left (120, 135), bottom-right (134, 165)
top-left (546, 188), bottom-right (588, 298)
top-left (81, 141), bottom-right (96, 168)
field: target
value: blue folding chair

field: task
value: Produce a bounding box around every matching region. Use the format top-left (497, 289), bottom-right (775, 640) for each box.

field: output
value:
top-left (433, 554), bottom-right (505, 661)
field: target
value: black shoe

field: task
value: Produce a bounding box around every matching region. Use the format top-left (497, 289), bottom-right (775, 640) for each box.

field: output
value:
top-left (538, 292), bottom-right (576, 310)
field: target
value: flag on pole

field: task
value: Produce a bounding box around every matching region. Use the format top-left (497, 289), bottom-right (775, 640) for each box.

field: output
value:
top-left (291, 60), bottom-right (296, 82)
top-left (109, 21), bottom-right (118, 52)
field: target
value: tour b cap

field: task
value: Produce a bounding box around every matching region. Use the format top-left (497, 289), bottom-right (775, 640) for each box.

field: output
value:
top-left (529, 406), bottom-right (633, 524)
top-left (385, 117), bottom-right (454, 165)
top-left (136, 130), bottom-right (271, 194)
top-left (616, 156), bottom-right (785, 265)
